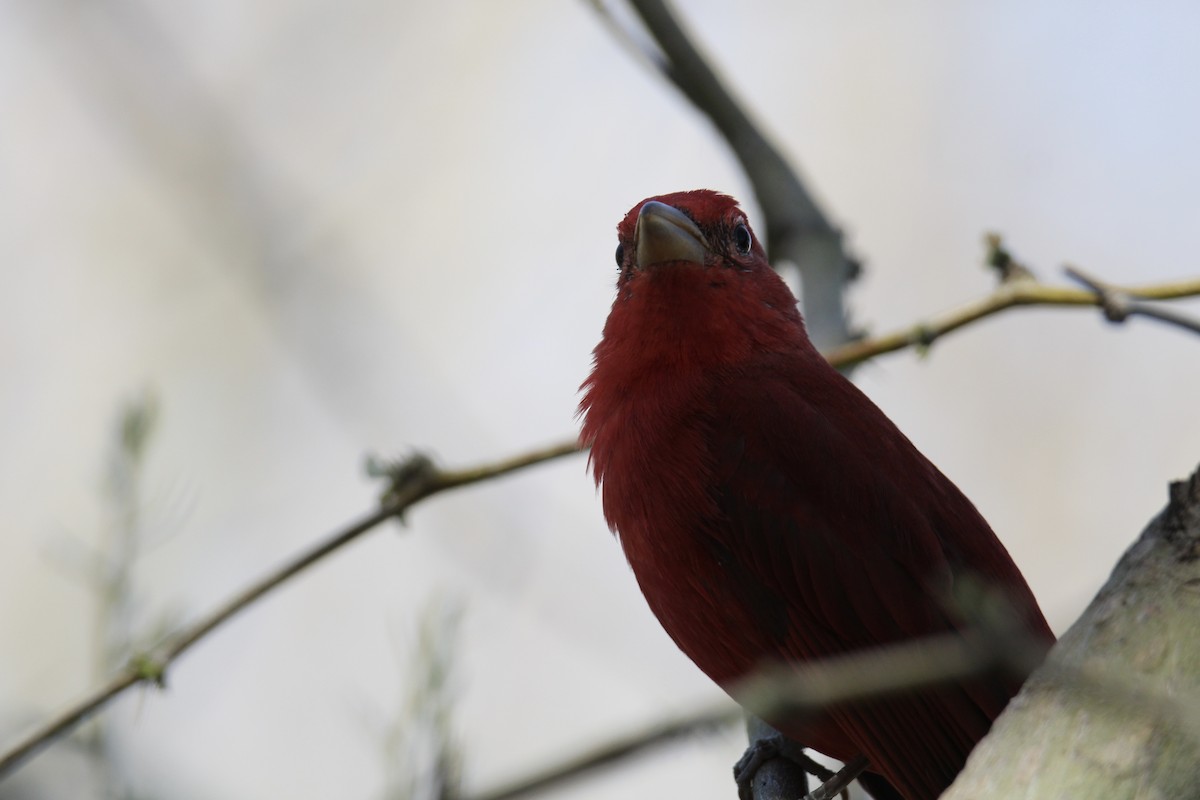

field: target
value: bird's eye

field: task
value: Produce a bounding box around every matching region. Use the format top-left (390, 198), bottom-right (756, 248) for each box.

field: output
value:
top-left (615, 243), bottom-right (625, 268)
top-left (733, 223), bottom-right (752, 255)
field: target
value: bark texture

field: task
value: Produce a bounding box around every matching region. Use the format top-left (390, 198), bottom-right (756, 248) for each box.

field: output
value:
top-left (943, 466), bottom-right (1200, 799)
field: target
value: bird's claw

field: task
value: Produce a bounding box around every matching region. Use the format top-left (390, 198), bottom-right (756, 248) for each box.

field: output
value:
top-left (734, 730), bottom-right (823, 800)
top-left (733, 736), bottom-right (778, 800)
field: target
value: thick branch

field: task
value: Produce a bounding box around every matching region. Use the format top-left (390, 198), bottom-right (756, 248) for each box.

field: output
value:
top-left (0, 442), bottom-right (580, 781)
top-left (942, 465), bottom-right (1200, 799)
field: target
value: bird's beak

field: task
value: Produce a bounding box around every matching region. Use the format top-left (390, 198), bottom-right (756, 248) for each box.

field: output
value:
top-left (635, 201), bottom-right (708, 270)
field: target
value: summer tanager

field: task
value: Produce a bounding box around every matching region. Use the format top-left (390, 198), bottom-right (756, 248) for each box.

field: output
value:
top-left (579, 190), bottom-right (1054, 800)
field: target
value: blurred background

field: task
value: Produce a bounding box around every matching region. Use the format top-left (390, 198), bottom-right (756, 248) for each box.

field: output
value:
top-left (3, 1), bottom-right (1199, 798)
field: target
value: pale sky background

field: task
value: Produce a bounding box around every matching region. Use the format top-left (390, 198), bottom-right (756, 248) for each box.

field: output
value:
top-left (3, 2), bottom-right (1200, 799)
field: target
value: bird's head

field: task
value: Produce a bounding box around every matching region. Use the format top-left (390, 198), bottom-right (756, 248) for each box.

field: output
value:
top-left (615, 189), bottom-right (767, 282)
top-left (603, 190), bottom-right (809, 365)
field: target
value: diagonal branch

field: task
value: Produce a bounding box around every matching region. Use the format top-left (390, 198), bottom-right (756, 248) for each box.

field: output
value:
top-left (582, 0), bottom-right (669, 78)
top-left (463, 622), bottom-right (1044, 800)
top-left (468, 705), bottom-right (740, 800)
top-left (0, 441), bottom-right (580, 781)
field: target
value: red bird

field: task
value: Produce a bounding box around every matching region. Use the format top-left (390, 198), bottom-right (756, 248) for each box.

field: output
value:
top-left (579, 191), bottom-right (1053, 800)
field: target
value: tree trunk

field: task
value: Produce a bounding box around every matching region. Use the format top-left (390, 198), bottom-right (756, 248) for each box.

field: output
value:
top-left (942, 465), bottom-right (1200, 799)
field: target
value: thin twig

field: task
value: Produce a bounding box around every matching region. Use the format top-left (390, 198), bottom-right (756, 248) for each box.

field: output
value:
top-left (1065, 265), bottom-right (1200, 336)
top-left (824, 274), bottom-right (1200, 369)
top-left (807, 754), bottom-right (868, 800)
top-left (0, 441), bottom-right (581, 781)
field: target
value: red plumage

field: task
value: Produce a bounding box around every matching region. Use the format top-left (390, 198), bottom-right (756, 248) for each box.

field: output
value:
top-left (579, 191), bottom-right (1053, 800)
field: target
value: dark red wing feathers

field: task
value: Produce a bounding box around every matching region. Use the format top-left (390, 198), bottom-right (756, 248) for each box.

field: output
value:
top-left (706, 354), bottom-right (1042, 797)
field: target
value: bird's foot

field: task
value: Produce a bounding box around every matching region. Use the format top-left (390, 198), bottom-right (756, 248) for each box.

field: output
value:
top-left (734, 730), bottom-right (834, 800)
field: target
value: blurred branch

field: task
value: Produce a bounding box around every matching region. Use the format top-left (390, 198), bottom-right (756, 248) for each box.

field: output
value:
top-left (594, 0), bottom-right (858, 350)
top-left (583, 0), bottom-right (668, 78)
top-left (94, 394), bottom-right (159, 671)
top-left (35, 394), bottom-right (168, 796)
top-left (87, 395), bottom-right (158, 798)
top-left (468, 705), bottom-right (740, 800)
top-left (381, 595), bottom-right (465, 800)
top-left (23, 0), bottom-right (275, 259)
top-left (0, 441), bottom-right (581, 782)
top-left (824, 271), bottom-right (1200, 369)
top-left (466, 623), bottom-right (1045, 800)
top-left (732, 633), bottom-right (1044, 728)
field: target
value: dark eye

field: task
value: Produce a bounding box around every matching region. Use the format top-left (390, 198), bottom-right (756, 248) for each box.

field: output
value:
top-left (733, 223), bottom-right (752, 255)
top-left (615, 243), bottom-right (625, 268)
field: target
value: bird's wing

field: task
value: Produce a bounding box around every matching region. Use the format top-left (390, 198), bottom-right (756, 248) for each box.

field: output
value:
top-left (705, 359), bottom-right (1017, 797)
